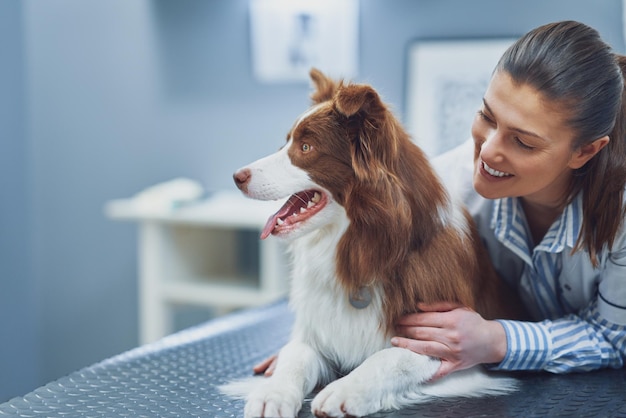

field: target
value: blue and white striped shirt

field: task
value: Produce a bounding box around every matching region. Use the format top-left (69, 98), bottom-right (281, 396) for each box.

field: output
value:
top-left (434, 140), bottom-right (626, 373)
top-left (489, 195), bottom-right (626, 372)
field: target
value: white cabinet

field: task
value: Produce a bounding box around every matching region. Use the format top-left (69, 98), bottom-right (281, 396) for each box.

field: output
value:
top-left (105, 191), bottom-right (289, 344)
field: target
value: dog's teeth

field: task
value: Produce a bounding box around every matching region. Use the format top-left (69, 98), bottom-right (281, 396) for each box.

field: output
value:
top-left (311, 192), bottom-right (321, 203)
top-left (307, 201), bottom-right (315, 209)
top-left (300, 207), bottom-right (307, 213)
top-left (276, 218), bottom-right (284, 225)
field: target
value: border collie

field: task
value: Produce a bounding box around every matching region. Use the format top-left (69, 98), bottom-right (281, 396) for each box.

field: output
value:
top-left (225, 69), bottom-right (524, 418)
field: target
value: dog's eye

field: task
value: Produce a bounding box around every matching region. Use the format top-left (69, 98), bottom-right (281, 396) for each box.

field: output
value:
top-left (301, 143), bottom-right (312, 152)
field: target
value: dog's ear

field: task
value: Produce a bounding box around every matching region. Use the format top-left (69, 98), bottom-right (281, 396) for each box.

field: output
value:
top-left (310, 68), bottom-right (340, 104)
top-left (334, 84), bottom-right (391, 181)
top-left (334, 85), bottom-right (413, 297)
top-left (334, 84), bottom-right (384, 119)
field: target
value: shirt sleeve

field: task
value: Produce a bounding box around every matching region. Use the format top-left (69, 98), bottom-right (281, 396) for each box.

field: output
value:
top-left (493, 298), bottom-right (626, 373)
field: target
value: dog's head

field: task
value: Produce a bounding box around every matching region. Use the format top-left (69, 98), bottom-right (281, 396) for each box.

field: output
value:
top-left (232, 70), bottom-right (349, 240)
top-left (234, 69), bottom-right (446, 286)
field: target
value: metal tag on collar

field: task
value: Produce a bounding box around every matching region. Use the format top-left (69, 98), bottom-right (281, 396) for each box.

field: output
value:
top-left (349, 286), bottom-right (372, 309)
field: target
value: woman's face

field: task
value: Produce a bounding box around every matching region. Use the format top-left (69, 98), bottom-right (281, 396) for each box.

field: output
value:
top-left (471, 70), bottom-right (583, 207)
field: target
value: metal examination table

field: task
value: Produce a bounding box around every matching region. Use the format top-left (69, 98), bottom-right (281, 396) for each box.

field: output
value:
top-left (1, 300), bottom-right (625, 417)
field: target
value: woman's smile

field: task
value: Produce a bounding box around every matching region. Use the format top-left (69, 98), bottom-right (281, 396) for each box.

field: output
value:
top-left (480, 160), bottom-right (513, 179)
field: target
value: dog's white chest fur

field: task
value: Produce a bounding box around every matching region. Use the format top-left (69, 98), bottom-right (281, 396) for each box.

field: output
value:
top-left (288, 223), bottom-right (389, 375)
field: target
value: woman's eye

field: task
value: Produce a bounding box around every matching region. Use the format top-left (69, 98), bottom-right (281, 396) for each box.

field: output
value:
top-left (478, 110), bottom-right (495, 124)
top-left (301, 143), bottom-right (312, 152)
top-left (514, 137), bottom-right (535, 150)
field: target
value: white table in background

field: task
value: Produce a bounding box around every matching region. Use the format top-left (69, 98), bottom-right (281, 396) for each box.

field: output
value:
top-left (105, 191), bottom-right (288, 344)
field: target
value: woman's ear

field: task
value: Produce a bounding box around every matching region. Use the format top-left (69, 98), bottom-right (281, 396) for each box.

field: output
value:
top-left (568, 135), bottom-right (610, 169)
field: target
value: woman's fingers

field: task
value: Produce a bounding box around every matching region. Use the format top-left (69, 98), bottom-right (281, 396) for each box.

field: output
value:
top-left (396, 305), bottom-right (474, 329)
top-left (252, 354), bottom-right (278, 376)
top-left (391, 337), bottom-right (462, 381)
top-left (265, 357), bottom-right (277, 376)
top-left (396, 310), bottom-right (456, 328)
top-left (395, 323), bottom-right (444, 341)
top-left (417, 301), bottom-right (464, 312)
top-left (431, 360), bottom-right (458, 381)
top-left (391, 336), bottom-right (450, 358)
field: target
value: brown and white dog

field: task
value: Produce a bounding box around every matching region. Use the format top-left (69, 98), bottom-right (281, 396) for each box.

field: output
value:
top-left (226, 69), bottom-right (524, 417)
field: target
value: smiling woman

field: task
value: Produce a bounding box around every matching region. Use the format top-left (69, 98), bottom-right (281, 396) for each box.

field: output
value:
top-left (471, 71), bottom-right (606, 212)
top-left (393, 20), bottom-right (626, 380)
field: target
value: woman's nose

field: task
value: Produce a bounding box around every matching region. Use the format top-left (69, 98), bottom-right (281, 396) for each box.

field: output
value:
top-left (478, 131), bottom-right (503, 163)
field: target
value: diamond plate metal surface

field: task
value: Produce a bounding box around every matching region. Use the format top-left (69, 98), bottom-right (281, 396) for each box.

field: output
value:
top-left (1, 300), bottom-right (625, 417)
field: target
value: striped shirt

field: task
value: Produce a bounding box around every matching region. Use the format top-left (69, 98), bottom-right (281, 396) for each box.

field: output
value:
top-left (490, 195), bottom-right (626, 372)
top-left (434, 139), bottom-right (626, 373)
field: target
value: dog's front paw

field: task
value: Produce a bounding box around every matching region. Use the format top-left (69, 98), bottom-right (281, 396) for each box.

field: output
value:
top-left (245, 382), bottom-right (303, 418)
top-left (311, 377), bottom-right (380, 418)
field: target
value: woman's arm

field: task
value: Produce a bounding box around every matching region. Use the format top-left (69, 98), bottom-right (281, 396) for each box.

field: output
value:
top-left (496, 240), bottom-right (626, 372)
top-left (392, 299), bottom-right (626, 378)
top-left (495, 298), bottom-right (626, 373)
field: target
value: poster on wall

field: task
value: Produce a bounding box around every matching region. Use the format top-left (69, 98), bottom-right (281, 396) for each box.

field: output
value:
top-left (405, 38), bottom-right (516, 157)
top-left (249, 0), bottom-right (358, 83)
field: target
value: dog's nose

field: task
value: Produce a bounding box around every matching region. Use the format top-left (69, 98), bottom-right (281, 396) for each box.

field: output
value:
top-left (233, 168), bottom-right (251, 192)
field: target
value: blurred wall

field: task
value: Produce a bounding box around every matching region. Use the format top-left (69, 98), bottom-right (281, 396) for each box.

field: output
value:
top-left (0, 0), bottom-right (39, 400)
top-left (1, 0), bottom-right (624, 402)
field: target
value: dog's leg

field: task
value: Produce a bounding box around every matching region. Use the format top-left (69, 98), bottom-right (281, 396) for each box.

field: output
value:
top-left (245, 340), bottom-right (325, 418)
top-left (311, 347), bottom-right (439, 417)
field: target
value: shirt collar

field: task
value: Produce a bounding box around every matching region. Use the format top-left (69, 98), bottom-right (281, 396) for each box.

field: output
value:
top-left (491, 193), bottom-right (583, 263)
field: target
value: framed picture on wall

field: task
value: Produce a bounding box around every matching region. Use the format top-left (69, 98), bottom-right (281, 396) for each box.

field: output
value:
top-left (249, 0), bottom-right (358, 83)
top-left (405, 38), bottom-right (517, 157)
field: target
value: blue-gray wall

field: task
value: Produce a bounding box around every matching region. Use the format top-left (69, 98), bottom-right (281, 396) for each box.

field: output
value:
top-left (1, 0), bottom-right (624, 402)
top-left (0, 0), bottom-right (39, 400)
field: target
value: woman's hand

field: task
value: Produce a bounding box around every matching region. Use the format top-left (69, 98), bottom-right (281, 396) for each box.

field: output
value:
top-left (253, 354), bottom-right (278, 376)
top-left (391, 302), bottom-right (507, 381)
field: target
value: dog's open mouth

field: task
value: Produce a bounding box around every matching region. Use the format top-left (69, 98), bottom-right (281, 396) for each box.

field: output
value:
top-left (261, 190), bottom-right (327, 239)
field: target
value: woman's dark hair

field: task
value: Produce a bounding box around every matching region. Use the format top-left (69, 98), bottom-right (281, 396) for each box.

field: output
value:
top-left (496, 20), bottom-right (626, 266)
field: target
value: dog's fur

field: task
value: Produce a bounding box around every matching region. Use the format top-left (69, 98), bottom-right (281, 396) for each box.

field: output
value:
top-left (225, 69), bottom-right (525, 417)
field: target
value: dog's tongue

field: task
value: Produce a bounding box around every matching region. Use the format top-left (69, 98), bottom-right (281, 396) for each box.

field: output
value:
top-left (260, 214), bottom-right (279, 240)
top-left (260, 202), bottom-right (292, 240)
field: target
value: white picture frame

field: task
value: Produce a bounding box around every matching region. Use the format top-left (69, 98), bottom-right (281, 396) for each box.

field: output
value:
top-left (249, 0), bottom-right (359, 83)
top-left (405, 38), bottom-right (516, 157)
